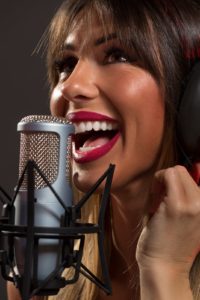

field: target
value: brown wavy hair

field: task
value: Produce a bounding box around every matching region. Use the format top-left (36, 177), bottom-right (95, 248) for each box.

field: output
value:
top-left (45, 0), bottom-right (200, 299)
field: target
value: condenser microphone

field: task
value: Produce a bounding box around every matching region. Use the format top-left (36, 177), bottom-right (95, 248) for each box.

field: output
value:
top-left (14, 115), bottom-right (74, 284)
top-left (0, 115), bottom-right (115, 300)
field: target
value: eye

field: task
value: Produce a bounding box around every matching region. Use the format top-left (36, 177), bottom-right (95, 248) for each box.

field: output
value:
top-left (54, 56), bottom-right (78, 77)
top-left (104, 47), bottom-right (130, 64)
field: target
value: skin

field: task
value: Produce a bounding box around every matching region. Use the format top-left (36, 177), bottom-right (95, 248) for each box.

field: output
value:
top-left (50, 19), bottom-right (164, 299)
top-left (50, 20), bottom-right (200, 300)
top-left (136, 165), bottom-right (200, 300)
top-left (51, 21), bottom-right (165, 195)
top-left (8, 17), bottom-right (200, 300)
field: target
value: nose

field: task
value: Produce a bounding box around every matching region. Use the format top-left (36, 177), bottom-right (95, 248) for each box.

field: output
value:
top-left (60, 59), bottom-right (99, 104)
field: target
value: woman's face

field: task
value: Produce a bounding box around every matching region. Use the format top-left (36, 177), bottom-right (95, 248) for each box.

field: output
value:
top-left (50, 18), bottom-right (165, 194)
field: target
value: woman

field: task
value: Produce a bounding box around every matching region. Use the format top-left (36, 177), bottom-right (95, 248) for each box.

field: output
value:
top-left (8, 0), bottom-right (200, 299)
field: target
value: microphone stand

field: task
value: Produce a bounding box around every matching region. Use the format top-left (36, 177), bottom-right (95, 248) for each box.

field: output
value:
top-left (0, 161), bottom-right (115, 300)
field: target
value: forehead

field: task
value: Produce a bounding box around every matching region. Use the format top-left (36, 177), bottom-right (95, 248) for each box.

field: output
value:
top-left (63, 14), bottom-right (115, 50)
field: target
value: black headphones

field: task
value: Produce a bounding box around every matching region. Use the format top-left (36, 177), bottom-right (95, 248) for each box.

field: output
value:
top-left (176, 61), bottom-right (200, 165)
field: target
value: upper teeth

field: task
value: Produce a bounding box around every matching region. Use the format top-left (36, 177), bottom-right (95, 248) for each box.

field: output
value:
top-left (74, 121), bottom-right (118, 134)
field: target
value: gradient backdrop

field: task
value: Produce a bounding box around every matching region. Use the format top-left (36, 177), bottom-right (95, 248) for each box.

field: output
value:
top-left (0, 1), bottom-right (64, 299)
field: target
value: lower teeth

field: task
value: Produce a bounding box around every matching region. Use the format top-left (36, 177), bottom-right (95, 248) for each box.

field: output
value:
top-left (79, 146), bottom-right (100, 152)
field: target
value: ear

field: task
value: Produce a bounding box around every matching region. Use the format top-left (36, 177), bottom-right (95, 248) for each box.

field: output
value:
top-left (190, 162), bottom-right (200, 185)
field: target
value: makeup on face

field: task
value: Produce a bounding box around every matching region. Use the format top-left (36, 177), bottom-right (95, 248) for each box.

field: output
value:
top-left (50, 21), bottom-right (165, 193)
top-left (67, 111), bottom-right (120, 163)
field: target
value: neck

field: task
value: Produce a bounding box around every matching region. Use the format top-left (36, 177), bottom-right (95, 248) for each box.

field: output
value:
top-left (110, 176), bottom-right (152, 273)
top-left (98, 175), bottom-right (153, 300)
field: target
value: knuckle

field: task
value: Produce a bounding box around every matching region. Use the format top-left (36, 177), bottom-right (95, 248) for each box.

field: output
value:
top-left (171, 200), bottom-right (185, 215)
top-left (165, 167), bottom-right (176, 178)
top-left (188, 198), bottom-right (200, 215)
top-left (173, 199), bottom-right (200, 217)
top-left (164, 165), bottom-right (186, 178)
top-left (174, 165), bottom-right (187, 175)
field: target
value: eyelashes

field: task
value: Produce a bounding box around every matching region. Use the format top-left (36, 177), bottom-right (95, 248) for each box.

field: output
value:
top-left (104, 47), bottom-right (132, 64)
top-left (54, 56), bottom-right (78, 76)
top-left (53, 46), bottom-right (134, 78)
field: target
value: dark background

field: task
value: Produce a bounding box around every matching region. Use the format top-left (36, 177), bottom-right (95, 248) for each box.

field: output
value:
top-left (0, 1), bottom-right (63, 299)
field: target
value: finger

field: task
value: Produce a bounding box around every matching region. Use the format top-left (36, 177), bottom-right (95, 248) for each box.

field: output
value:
top-left (155, 166), bottom-right (184, 200)
top-left (155, 165), bottom-right (200, 213)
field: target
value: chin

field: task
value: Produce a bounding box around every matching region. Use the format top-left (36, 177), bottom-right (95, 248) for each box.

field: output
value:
top-left (72, 172), bottom-right (105, 194)
top-left (73, 175), bottom-right (92, 193)
top-left (72, 162), bottom-right (114, 194)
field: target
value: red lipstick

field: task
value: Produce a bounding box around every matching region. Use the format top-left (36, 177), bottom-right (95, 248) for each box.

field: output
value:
top-left (68, 111), bottom-right (120, 163)
top-left (72, 132), bottom-right (120, 163)
top-left (67, 111), bottom-right (116, 122)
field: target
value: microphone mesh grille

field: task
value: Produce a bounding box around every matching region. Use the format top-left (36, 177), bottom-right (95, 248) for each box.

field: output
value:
top-left (20, 115), bottom-right (69, 125)
top-left (19, 132), bottom-right (59, 189)
top-left (18, 115), bottom-right (70, 190)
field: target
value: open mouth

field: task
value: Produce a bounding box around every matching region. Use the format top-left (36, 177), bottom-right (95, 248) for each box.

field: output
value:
top-left (72, 120), bottom-right (120, 163)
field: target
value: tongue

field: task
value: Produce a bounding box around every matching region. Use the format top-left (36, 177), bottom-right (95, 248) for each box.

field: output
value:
top-left (83, 136), bottom-right (110, 148)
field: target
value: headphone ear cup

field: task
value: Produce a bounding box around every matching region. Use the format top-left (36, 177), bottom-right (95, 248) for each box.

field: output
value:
top-left (176, 61), bottom-right (200, 162)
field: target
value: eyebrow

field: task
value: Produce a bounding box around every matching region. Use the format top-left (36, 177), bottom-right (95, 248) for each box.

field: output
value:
top-left (63, 43), bottom-right (76, 51)
top-left (64, 33), bottom-right (117, 51)
top-left (94, 33), bottom-right (117, 46)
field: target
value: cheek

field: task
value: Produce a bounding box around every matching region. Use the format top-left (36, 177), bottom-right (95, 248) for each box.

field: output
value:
top-left (108, 72), bottom-right (165, 130)
top-left (50, 86), bottom-right (67, 117)
top-left (110, 72), bottom-right (165, 156)
top-left (138, 85), bottom-right (165, 142)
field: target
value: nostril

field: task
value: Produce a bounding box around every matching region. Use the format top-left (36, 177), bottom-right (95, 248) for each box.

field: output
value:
top-left (61, 80), bottom-right (99, 102)
top-left (74, 95), bottom-right (93, 101)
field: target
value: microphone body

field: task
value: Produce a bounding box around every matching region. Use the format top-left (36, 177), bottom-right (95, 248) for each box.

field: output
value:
top-left (14, 115), bottom-right (74, 281)
top-left (0, 115), bottom-right (114, 299)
